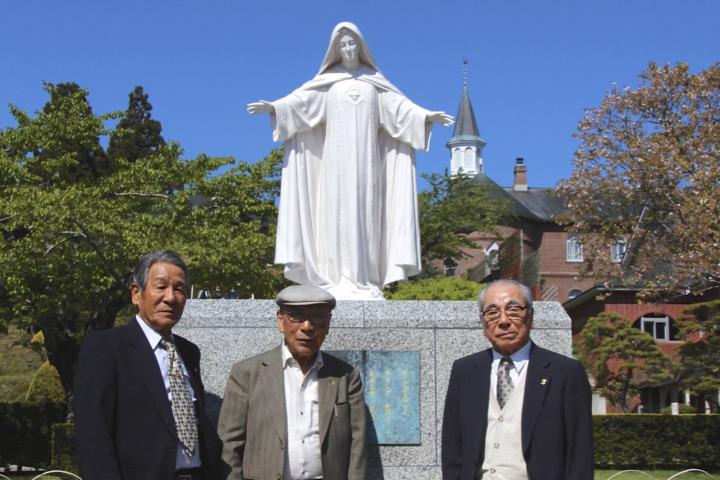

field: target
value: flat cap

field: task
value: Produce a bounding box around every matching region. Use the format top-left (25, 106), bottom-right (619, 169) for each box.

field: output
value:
top-left (275, 285), bottom-right (336, 309)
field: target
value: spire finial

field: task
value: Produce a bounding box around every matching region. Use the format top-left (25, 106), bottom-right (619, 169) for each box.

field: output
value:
top-left (462, 58), bottom-right (468, 86)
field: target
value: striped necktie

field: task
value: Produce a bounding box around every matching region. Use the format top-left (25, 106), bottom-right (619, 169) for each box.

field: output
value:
top-left (160, 337), bottom-right (198, 454)
top-left (497, 356), bottom-right (514, 409)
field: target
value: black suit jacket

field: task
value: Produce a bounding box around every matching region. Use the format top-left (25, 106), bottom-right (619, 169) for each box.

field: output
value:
top-left (441, 343), bottom-right (593, 480)
top-left (73, 319), bottom-right (221, 480)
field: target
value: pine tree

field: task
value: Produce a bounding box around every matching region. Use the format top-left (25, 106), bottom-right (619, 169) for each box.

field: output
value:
top-left (108, 86), bottom-right (165, 163)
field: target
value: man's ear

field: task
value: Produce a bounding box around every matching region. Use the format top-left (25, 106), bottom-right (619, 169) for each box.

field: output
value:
top-left (130, 284), bottom-right (141, 307)
top-left (276, 311), bottom-right (285, 334)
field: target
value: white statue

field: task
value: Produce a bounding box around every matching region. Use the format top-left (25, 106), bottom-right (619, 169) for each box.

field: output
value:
top-left (248, 21), bottom-right (453, 300)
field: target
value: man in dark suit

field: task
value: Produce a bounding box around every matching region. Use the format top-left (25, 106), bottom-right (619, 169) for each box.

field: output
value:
top-left (217, 285), bottom-right (367, 480)
top-left (73, 250), bottom-right (220, 480)
top-left (442, 280), bottom-right (593, 480)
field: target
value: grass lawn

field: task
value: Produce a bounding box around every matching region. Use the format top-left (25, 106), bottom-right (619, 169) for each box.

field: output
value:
top-left (4, 476), bottom-right (76, 479)
top-left (0, 327), bottom-right (42, 402)
top-left (596, 470), bottom-right (718, 479)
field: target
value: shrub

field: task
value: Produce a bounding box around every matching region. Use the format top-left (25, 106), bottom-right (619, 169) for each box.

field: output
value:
top-left (594, 414), bottom-right (720, 470)
top-left (385, 276), bottom-right (483, 300)
top-left (51, 422), bottom-right (79, 473)
top-left (660, 403), bottom-right (698, 415)
top-left (25, 361), bottom-right (65, 404)
top-left (0, 401), bottom-right (66, 467)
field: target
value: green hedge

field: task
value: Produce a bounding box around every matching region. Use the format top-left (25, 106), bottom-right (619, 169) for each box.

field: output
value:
top-left (51, 422), bottom-right (78, 473)
top-left (0, 401), bottom-right (66, 467)
top-left (385, 276), bottom-right (483, 300)
top-left (594, 414), bottom-right (720, 470)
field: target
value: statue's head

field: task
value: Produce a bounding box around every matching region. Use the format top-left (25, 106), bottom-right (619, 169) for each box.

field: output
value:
top-left (337, 29), bottom-right (360, 70)
top-left (318, 22), bottom-right (379, 74)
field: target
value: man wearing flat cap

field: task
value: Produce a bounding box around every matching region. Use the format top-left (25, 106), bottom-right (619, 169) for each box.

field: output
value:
top-left (217, 285), bottom-right (367, 480)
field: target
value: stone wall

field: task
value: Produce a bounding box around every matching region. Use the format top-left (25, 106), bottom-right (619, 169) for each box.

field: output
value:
top-left (175, 299), bottom-right (572, 480)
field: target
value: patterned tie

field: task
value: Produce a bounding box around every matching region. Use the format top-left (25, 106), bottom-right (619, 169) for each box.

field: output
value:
top-left (497, 357), bottom-right (514, 409)
top-left (160, 338), bottom-right (198, 455)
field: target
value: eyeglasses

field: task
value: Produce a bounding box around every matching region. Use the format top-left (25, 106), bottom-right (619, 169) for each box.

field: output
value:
top-left (280, 310), bottom-right (331, 326)
top-left (481, 304), bottom-right (529, 325)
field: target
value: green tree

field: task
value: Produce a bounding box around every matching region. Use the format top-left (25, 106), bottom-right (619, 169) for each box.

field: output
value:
top-left (557, 63), bottom-right (720, 295)
top-left (108, 86), bottom-right (165, 163)
top-left (580, 312), bottom-right (672, 413)
top-left (0, 83), bottom-right (281, 393)
top-left (5, 82), bottom-right (115, 185)
top-left (676, 300), bottom-right (720, 413)
top-left (418, 170), bottom-right (506, 270)
top-left (176, 150), bottom-right (285, 297)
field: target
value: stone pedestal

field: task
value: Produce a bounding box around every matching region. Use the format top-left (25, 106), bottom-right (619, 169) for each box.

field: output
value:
top-left (175, 300), bottom-right (572, 480)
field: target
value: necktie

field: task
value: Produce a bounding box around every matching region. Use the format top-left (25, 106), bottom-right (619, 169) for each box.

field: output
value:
top-left (497, 357), bottom-right (514, 409)
top-left (160, 338), bottom-right (198, 455)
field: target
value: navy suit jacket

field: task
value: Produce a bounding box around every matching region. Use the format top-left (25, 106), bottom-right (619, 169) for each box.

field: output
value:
top-left (441, 343), bottom-right (593, 480)
top-left (73, 319), bottom-right (221, 480)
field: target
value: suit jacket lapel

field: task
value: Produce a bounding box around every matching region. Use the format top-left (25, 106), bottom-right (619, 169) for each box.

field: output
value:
top-left (522, 343), bottom-right (551, 454)
top-left (318, 357), bottom-right (340, 446)
top-left (261, 347), bottom-right (287, 445)
top-left (125, 320), bottom-right (177, 440)
top-left (473, 350), bottom-right (492, 456)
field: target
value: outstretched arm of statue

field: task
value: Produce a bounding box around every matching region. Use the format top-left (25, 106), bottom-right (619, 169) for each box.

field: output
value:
top-left (247, 100), bottom-right (275, 115)
top-left (427, 111), bottom-right (454, 126)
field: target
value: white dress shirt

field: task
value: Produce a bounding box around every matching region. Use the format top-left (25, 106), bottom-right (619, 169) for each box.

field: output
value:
top-left (136, 316), bottom-right (201, 469)
top-left (490, 340), bottom-right (532, 397)
top-left (282, 342), bottom-right (324, 480)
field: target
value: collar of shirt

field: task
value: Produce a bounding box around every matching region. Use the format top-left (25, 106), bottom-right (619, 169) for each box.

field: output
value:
top-left (136, 315), bottom-right (173, 349)
top-left (491, 340), bottom-right (532, 376)
top-left (281, 342), bottom-right (324, 373)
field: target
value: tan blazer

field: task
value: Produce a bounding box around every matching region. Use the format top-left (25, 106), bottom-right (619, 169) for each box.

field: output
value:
top-left (217, 346), bottom-right (367, 480)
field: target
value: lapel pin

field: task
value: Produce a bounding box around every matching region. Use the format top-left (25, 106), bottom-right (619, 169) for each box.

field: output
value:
top-left (331, 380), bottom-right (337, 385)
top-left (540, 378), bottom-right (548, 385)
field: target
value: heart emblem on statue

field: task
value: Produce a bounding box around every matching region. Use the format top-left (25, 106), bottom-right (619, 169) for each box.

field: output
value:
top-left (345, 87), bottom-right (364, 105)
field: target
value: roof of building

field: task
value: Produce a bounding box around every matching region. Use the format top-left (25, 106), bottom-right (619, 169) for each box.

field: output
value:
top-left (447, 84), bottom-right (485, 147)
top-left (468, 171), bottom-right (567, 223)
top-left (469, 172), bottom-right (538, 220)
top-left (449, 83), bottom-right (566, 223)
top-left (505, 187), bottom-right (568, 222)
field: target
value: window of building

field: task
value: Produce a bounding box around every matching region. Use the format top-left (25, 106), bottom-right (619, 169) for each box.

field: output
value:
top-left (567, 288), bottom-right (583, 300)
top-left (635, 314), bottom-right (678, 342)
top-left (485, 242), bottom-right (500, 271)
top-left (611, 237), bottom-right (628, 263)
top-left (443, 258), bottom-right (458, 277)
top-left (566, 234), bottom-right (583, 262)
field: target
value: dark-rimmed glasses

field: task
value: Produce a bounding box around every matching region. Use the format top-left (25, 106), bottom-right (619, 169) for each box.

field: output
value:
top-left (481, 304), bottom-right (529, 325)
top-left (280, 310), bottom-right (331, 327)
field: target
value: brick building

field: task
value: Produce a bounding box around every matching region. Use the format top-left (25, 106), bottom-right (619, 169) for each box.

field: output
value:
top-left (565, 285), bottom-right (720, 413)
top-left (445, 84), bottom-right (719, 414)
top-left (444, 83), bottom-right (595, 302)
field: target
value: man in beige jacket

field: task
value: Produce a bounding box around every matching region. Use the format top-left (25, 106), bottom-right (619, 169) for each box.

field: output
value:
top-left (218, 285), bottom-right (367, 480)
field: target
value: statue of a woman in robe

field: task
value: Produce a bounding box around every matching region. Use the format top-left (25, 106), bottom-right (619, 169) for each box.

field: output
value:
top-left (248, 21), bottom-right (453, 300)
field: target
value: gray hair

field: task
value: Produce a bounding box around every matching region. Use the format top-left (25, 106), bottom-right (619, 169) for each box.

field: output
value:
top-left (478, 279), bottom-right (533, 325)
top-left (132, 251), bottom-right (190, 295)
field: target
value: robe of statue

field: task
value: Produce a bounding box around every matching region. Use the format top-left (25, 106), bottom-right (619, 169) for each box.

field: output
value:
top-left (269, 24), bottom-right (433, 300)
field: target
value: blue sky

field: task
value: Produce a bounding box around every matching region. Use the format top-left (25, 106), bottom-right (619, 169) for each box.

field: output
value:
top-left (1, 0), bottom-right (718, 188)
